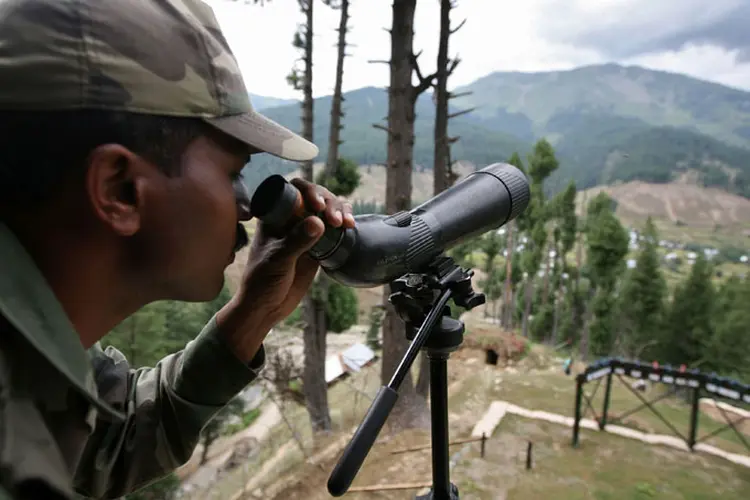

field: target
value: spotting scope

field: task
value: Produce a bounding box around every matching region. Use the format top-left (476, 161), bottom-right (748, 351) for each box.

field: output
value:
top-left (249, 162), bottom-right (530, 287)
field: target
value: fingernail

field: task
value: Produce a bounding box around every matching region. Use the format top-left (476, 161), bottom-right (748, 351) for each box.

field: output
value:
top-left (317, 195), bottom-right (326, 207)
top-left (335, 210), bottom-right (343, 224)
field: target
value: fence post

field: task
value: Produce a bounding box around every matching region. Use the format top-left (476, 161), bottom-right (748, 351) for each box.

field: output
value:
top-left (525, 441), bottom-right (533, 470)
top-left (481, 433), bottom-right (486, 458)
top-left (688, 386), bottom-right (701, 450)
top-left (572, 375), bottom-right (583, 447)
top-left (600, 371), bottom-right (613, 430)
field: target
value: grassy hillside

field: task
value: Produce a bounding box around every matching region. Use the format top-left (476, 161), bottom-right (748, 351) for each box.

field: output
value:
top-left (210, 341), bottom-right (750, 500)
top-left (454, 63), bottom-right (750, 149)
top-left (578, 182), bottom-right (750, 249)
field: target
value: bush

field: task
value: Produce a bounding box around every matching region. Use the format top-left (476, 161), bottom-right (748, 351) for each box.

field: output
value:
top-left (326, 281), bottom-right (359, 333)
top-left (315, 157), bottom-right (361, 197)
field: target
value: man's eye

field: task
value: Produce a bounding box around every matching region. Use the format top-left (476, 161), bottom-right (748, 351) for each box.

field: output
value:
top-left (231, 171), bottom-right (245, 182)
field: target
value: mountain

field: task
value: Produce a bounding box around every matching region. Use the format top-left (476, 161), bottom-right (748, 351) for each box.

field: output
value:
top-left (454, 64), bottom-right (750, 197)
top-left (243, 64), bottom-right (750, 199)
top-left (455, 63), bottom-right (750, 149)
top-left (248, 93), bottom-right (298, 110)
top-left (242, 86), bottom-right (532, 191)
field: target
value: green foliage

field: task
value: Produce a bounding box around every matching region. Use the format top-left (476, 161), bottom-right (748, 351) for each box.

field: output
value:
top-left (702, 276), bottom-right (750, 379)
top-left (199, 396), bottom-right (246, 464)
top-left (448, 237), bottom-right (478, 268)
top-left (325, 281), bottom-right (359, 333)
top-left (480, 268), bottom-right (505, 303)
top-left (585, 200), bottom-right (629, 355)
top-left (553, 181), bottom-right (578, 256)
top-left (530, 304), bottom-right (555, 342)
top-left (496, 255), bottom-right (523, 286)
top-left (619, 217), bottom-right (668, 357)
top-left (352, 199), bottom-right (384, 215)
top-left (102, 285), bottom-right (234, 369)
top-left (481, 232), bottom-right (503, 274)
top-left (527, 138), bottom-right (559, 185)
top-left (315, 157), bottom-right (361, 196)
top-left (659, 255), bottom-right (715, 366)
top-left (224, 407), bottom-right (262, 435)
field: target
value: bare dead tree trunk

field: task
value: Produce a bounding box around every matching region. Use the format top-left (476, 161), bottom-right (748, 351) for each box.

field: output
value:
top-left (432, 0), bottom-right (451, 196)
top-left (502, 221), bottom-right (515, 329)
top-left (300, 0), bottom-right (314, 181)
top-left (324, 0), bottom-right (349, 177)
top-left (288, 0), bottom-right (332, 434)
top-left (541, 240), bottom-right (551, 308)
top-left (416, 0), bottom-right (466, 399)
top-left (380, 0), bottom-right (436, 430)
top-left (552, 288), bottom-right (561, 344)
top-left (522, 278), bottom-right (533, 338)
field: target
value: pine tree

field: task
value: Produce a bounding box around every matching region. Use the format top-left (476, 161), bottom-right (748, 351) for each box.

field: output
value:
top-left (585, 201), bottom-right (629, 357)
top-left (660, 254), bottom-right (715, 366)
top-left (619, 217), bottom-right (667, 358)
top-left (704, 275), bottom-right (750, 379)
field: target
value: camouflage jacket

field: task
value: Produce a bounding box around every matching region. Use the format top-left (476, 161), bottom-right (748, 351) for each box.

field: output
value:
top-left (0, 222), bottom-right (265, 499)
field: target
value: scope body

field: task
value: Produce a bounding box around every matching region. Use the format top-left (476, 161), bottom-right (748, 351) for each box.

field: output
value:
top-left (250, 162), bottom-right (530, 288)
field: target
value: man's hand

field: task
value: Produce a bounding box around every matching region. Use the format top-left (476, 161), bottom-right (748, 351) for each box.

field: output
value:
top-left (216, 178), bottom-right (355, 362)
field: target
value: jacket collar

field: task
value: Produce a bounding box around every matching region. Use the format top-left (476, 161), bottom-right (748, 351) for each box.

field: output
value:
top-left (0, 222), bottom-right (124, 421)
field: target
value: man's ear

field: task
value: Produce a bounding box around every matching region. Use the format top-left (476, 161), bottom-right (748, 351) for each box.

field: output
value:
top-left (85, 144), bottom-right (146, 237)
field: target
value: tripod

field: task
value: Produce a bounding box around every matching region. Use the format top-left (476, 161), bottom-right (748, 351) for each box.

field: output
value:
top-left (327, 254), bottom-right (486, 500)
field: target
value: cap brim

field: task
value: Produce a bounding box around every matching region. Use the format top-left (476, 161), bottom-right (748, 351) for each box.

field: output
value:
top-left (204, 110), bottom-right (319, 162)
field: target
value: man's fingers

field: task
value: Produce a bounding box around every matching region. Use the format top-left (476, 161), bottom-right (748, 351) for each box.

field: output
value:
top-left (290, 177), bottom-right (326, 212)
top-left (279, 216), bottom-right (324, 259)
top-left (342, 199), bottom-right (355, 227)
top-left (288, 178), bottom-right (356, 228)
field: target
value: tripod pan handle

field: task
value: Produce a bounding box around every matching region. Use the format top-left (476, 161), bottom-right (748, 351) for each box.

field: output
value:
top-left (327, 385), bottom-right (399, 496)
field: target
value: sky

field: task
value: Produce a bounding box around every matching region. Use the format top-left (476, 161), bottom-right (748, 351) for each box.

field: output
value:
top-left (204, 0), bottom-right (750, 100)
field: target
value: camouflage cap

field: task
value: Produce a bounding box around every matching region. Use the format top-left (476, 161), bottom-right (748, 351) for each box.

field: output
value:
top-left (0, 0), bottom-right (318, 162)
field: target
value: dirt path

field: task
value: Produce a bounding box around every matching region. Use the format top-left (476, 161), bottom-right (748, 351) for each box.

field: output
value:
top-left (177, 403), bottom-right (282, 490)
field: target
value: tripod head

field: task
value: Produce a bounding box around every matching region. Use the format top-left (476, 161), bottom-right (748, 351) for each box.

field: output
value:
top-left (327, 254), bottom-right (485, 499)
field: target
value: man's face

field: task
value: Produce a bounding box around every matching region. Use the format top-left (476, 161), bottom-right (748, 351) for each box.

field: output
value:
top-left (129, 133), bottom-right (251, 302)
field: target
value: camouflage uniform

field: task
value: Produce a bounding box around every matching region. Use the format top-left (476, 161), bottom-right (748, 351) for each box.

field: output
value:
top-left (0, 0), bottom-right (318, 498)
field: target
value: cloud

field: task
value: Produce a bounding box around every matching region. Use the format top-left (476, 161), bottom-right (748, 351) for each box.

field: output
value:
top-left (537, 0), bottom-right (750, 60)
top-left (205, 0), bottom-right (750, 98)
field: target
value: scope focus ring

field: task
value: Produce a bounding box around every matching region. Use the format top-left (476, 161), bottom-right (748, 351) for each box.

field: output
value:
top-left (406, 215), bottom-right (436, 269)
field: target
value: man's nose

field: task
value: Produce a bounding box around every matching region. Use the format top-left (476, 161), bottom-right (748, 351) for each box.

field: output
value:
top-left (234, 179), bottom-right (252, 221)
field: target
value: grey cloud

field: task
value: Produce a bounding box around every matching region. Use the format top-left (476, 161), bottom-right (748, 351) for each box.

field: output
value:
top-left (538, 0), bottom-right (750, 61)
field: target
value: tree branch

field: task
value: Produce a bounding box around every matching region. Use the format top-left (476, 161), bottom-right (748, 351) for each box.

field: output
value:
top-left (415, 72), bottom-right (437, 95)
top-left (450, 18), bottom-right (467, 34)
top-left (447, 57), bottom-right (461, 77)
top-left (448, 107), bottom-right (476, 119)
top-left (372, 123), bottom-right (392, 135)
top-left (368, 59), bottom-right (391, 65)
top-left (410, 51), bottom-right (425, 82)
top-left (410, 51), bottom-right (436, 96)
top-left (449, 90), bottom-right (473, 99)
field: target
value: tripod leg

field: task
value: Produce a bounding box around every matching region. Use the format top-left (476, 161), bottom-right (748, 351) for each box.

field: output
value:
top-left (429, 351), bottom-right (451, 500)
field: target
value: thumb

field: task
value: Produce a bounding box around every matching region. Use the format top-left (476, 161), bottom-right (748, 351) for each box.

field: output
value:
top-left (279, 216), bottom-right (324, 259)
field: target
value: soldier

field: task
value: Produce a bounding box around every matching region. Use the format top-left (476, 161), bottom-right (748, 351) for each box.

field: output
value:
top-left (0, 0), bottom-right (355, 498)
